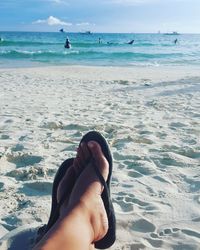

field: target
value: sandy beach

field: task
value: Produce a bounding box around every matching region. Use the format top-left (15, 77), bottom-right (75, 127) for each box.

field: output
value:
top-left (0, 65), bottom-right (200, 249)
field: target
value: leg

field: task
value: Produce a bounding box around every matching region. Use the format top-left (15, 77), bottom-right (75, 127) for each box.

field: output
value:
top-left (33, 141), bottom-right (109, 250)
top-left (37, 142), bottom-right (91, 239)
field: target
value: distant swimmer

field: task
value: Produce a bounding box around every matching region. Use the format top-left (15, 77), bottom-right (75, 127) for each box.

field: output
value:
top-left (64, 37), bottom-right (71, 49)
top-left (98, 37), bottom-right (102, 44)
top-left (127, 39), bottom-right (134, 45)
top-left (174, 38), bottom-right (178, 44)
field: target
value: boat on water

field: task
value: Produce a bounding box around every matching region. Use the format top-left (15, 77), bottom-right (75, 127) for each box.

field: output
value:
top-left (164, 31), bottom-right (180, 35)
top-left (79, 31), bottom-right (92, 35)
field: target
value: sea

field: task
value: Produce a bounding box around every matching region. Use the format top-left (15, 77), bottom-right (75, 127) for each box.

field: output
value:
top-left (0, 31), bottom-right (200, 68)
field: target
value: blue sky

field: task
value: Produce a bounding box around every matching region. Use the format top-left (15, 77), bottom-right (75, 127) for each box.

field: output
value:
top-left (0, 0), bottom-right (199, 33)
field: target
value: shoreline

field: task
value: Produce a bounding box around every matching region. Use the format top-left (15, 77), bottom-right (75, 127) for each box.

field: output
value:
top-left (1, 64), bottom-right (200, 82)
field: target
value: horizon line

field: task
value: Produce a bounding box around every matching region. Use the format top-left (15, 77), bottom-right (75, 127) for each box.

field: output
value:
top-left (1, 30), bottom-right (200, 35)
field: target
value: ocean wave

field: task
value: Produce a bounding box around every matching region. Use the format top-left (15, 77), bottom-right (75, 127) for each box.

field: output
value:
top-left (0, 40), bottom-right (62, 47)
top-left (0, 32), bottom-right (199, 66)
top-left (0, 48), bottom-right (196, 67)
top-left (0, 49), bottom-right (183, 58)
top-left (0, 39), bottom-right (178, 48)
top-left (0, 49), bottom-right (80, 58)
top-left (0, 40), bottom-right (120, 48)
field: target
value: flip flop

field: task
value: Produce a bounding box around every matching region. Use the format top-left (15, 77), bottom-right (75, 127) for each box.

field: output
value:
top-left (45, 157), bottom-right (74, 232)
top-left (80, 131), bottom-right (116, 249)
top-left (37, 157), bottom-right (74, 238)
top-left (38, 131), bottom-right (116, 249)
top-left (37, 134), bottom-right (93, 237)
top-left (37, 134), bottom-right (92, 238)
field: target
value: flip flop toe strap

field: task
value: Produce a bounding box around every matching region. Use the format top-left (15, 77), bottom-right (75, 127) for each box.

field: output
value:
top-left (92, 159), bottom-right (112, 217)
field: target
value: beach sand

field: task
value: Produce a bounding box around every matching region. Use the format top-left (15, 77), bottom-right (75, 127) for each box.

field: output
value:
top-left (0, 65), bottom-right (200, 249)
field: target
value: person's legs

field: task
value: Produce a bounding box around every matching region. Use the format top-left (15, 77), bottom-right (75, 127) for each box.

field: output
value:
top-left (37, 141), bottom-right (91, 240)
top-left (33, 141), bottom-right (109, 250)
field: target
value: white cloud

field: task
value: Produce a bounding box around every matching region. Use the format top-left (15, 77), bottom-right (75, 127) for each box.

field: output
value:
top-left (105, 0), bottom-right (185, 5)
top-left (76, 22), bottom-right (95, 26)
top-left (33, 16), bottom-right (72, 26)
top-left (105, 0), bottom-right (158, 4)
top-left (49, 0), bottom-right (69, 5)
top-left (51, 0), bottom-right (62, 3)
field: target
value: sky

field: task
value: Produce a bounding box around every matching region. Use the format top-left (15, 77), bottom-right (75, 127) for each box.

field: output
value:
top-left (0, 0), bottom-right (199, 33)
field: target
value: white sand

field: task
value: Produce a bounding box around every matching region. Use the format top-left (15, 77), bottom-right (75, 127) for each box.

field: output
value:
top-left (0, 65), bottom-right (200, 249)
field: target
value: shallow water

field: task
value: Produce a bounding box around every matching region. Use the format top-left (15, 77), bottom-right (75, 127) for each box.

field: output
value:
top-left (0, 32), bottom-right (200, 67)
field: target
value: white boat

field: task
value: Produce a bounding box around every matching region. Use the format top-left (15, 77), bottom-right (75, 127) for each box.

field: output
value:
top-left (80, 31), bottom-right (92, 35)
top-left (164, 31), bottom-right (180, 35)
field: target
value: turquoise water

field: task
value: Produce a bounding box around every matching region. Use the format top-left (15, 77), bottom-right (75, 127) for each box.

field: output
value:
top-left (0, 32), bottom-right (200, 67)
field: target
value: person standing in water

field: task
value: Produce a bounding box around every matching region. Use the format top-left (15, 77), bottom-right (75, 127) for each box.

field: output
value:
top-left (174, 38), bottom-right (178, 44)
top-left (64, 37), bottom-right (71, 49)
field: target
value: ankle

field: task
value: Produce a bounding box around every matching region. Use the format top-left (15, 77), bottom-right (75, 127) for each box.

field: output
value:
top-left (33, 204), bottom-right (94, 250)
top-left (60, 199), bottom-right (107, 243)
top-left (76, 198), bottom-right (108, 242)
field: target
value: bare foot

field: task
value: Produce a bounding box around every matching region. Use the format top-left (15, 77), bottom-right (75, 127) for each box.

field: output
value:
top-left (60, 141), bottom-right (109, 242)
top-left (33, 141), bottom-right (109, 250)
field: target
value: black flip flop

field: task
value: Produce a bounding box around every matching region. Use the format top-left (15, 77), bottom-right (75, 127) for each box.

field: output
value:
top-left (37, 133), bottom-right (94, 237)
top-left (80, 131), bottom-right (116, 249)
top-left (37, 157), bottom-right (74, 238)
top-left (38, 131), bottom-right (116, 249)
top-left (37, 133), bottom-right (92, 238)
top-left (45, 157), bottom-right (74, 232)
